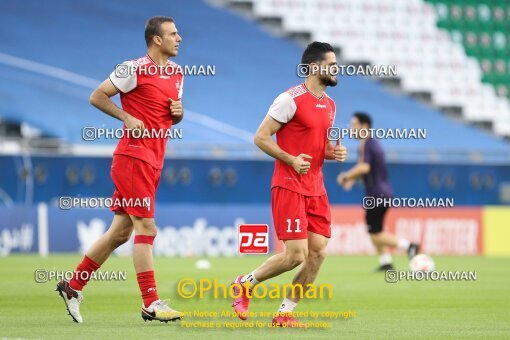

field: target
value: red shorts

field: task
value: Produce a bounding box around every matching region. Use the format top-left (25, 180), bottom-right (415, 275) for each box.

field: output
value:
top-left (271, 187), bottom-right (331, 240)
top-left (110, 154), bottom-right (161, 218)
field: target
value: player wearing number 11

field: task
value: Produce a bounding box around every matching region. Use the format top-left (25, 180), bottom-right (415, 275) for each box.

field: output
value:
top-left (230, 42), bottom-right (347, 327)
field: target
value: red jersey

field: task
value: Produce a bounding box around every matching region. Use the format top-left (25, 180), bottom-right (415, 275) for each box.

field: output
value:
top-left (109, 54), bottom-right (184, 169)
top-left (268, 83), bottom-right (336, 196)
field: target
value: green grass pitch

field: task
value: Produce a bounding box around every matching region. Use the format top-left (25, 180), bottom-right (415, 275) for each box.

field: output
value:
top-left (0, 254), bottom-right (509, 339)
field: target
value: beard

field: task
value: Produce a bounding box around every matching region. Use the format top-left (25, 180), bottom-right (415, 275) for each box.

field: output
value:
top-left (320, 75), bottom-right (338, 87)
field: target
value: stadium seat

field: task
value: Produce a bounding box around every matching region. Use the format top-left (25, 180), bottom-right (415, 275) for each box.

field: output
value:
top-left (236, 0), bottom-right (510, 136)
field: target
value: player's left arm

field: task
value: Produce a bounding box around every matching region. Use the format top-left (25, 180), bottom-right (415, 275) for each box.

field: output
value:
top-left (325, 138), bottom-right (347, 161)
top-left (169, 76), bottom-right (184, 125)
top-left (324, 101), bottom-right (346, 161)
top-left (169, 98), bottom-right (183, 125)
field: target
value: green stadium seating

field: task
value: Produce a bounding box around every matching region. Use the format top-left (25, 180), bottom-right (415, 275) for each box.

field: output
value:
top-left (426, 0), bottom-right (510, 98)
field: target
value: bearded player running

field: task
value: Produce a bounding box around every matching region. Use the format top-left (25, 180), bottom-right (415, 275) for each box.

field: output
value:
top-left (231, 42), bottom-right (347, 327)
top-left (56, 16), bottom-right (184, 323)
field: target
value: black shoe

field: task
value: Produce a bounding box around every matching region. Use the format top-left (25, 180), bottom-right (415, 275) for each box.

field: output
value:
top-left (374, 263), bottom-right (395, 272)
top-left (407, 243), bottom-right (420, 259)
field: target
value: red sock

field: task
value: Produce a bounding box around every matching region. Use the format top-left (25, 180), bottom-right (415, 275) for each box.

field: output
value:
top-left (69, 255), bottom-right (100, 291)
top-left (137, 270), bottom-right (159, 308)
top-left (134, 234), bottom-right (158, 308)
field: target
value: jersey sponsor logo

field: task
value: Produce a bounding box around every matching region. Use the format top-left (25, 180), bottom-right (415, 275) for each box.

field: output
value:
top-left (316, 104), bottom-right (326, 108)
top-left (238, 224), bottom-right (269, 254)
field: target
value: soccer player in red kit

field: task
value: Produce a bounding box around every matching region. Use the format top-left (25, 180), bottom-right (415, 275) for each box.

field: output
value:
top-left (231, 42), bottom-right (347, 327)
top-left (56, 16), bottom-right (183, 323)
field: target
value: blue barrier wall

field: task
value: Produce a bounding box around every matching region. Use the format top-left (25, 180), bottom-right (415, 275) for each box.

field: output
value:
top-left (0, 205), bottom-right (39, 256)
top-left (0, 204), bottom-right (272, 256)
top-left (0, 155), bottom-right (509, 206)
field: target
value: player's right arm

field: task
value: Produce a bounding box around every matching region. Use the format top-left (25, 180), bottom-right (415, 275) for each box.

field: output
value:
top-left (90, 79), bottom-right (144, 131)
top-left (254, 93), bottom-right (311, 175)
top-left (90, 79), bottom-right (144, 130)
top-left (90, 60), bottom-right (145, 130)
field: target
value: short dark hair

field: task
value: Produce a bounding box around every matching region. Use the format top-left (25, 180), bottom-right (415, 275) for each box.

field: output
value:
top-left (145, 16), bottom-right (174, 47)
top-left (353, 112), bottom-right (372, 128)
top-left (301, 41), bottom-right (335, 64)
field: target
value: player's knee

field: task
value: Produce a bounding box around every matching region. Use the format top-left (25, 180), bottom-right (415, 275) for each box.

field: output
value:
top-left (138, 219), bottom-right (157, 237)
top-left (284, 249), bottom-right (307, 269)
top-left (370, 232), bottom-right (382, 243)
top-left (112, 231), bottom-right (132, 246)
top-left (308, 247), bottom-right (327, 264)
top-left (106, 227), bottom-right (132, 248)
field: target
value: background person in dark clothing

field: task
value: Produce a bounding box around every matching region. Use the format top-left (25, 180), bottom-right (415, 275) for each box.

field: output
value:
top-left (337, 112), bottom-right (418, 271)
